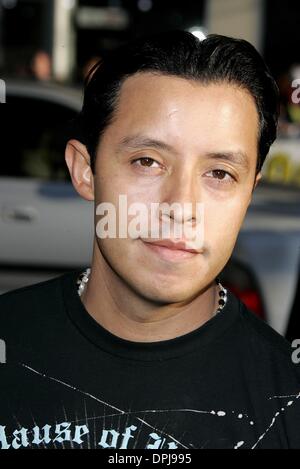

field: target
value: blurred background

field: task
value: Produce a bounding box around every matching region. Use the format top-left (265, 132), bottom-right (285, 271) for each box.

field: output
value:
top-left (0, 0), bottom-right (300, 341)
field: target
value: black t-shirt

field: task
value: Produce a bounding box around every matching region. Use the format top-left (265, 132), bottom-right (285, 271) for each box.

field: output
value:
top-left (0, 269), bottom-right (299, 450)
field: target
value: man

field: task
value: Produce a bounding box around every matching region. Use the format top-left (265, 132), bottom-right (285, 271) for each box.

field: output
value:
top-left (0, 31), bottom-right (299, 450)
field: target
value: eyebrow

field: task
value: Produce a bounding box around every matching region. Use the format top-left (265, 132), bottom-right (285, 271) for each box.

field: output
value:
top-left (116, 135), bottom-right (250, 170)
top-left (116, 135), bottom-right (177, 155)
top-left (204, 151), bottom-right (250, 170)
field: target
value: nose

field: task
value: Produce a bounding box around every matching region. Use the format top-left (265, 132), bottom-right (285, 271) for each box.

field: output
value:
top-left (159, 166), bottom-right (201, 225)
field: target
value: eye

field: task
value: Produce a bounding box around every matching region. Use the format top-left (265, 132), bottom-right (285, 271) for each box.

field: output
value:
top-left (205, 169), bottom-right (235, 182)
top-left (131, 157), bottom-right (160, 168)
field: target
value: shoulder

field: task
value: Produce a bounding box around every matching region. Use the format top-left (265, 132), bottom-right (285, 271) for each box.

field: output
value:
top-left (0, 275), bottom-right (61, 307)
top-left (235, 297), bottom-right (300, 378)
top-left (238, 301), bottom-right (291, 354)
top-left (0, 272), bottom-right (77, 332)
top-left (0, 270), bottom-right (83, 366)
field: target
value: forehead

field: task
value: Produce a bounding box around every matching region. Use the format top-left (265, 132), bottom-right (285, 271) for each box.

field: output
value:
top-left (116, 72), bottom-right (258, 126)
top-left (104, 72), bottom-right (259, 160)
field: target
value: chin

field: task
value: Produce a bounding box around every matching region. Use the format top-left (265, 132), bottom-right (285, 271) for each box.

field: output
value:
top-left (134, 281), bottom-right (200, 304)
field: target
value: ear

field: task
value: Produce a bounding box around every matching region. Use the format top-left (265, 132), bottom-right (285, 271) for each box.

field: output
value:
top-left (253, 171), bottom-right (262, 191)
top-left (247, 171), bottom-right (262, 207)
top-left (65, 139), bottom-right (94, 201)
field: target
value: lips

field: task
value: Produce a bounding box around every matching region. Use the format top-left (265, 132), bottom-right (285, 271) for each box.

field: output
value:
top-left (141, 238), bottom-right (203, 262)
top-left (144, 239), bottom-right (200, 253)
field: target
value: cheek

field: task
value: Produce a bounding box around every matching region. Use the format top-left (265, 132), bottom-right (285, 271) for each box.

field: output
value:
top-left (94, 177), bottom-right (160, 241)
top-left (204, 198), bottom-right (248, 248)
top-left (95, 162), bottom-right (161, 204)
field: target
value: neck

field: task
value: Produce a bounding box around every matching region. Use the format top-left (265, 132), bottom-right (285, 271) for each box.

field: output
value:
top-left (80, 240), bottom-right (220, 343)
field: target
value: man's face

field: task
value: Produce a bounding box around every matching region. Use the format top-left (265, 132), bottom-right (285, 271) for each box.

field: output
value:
top-left (92, 72), bottom-right (260, 303)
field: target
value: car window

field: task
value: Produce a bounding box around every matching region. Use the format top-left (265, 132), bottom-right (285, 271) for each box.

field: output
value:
top-left (0, 95), bottom-right (76, 181)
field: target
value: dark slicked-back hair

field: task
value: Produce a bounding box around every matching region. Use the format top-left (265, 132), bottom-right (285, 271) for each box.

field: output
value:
top-left (74, 30), bottom-right (279, 175)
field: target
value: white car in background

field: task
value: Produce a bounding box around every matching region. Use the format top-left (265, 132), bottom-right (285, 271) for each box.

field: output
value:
top-left (0, 80), bottom-right (93, 290)
top-left (1, 80), bottom-right (300, 338)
